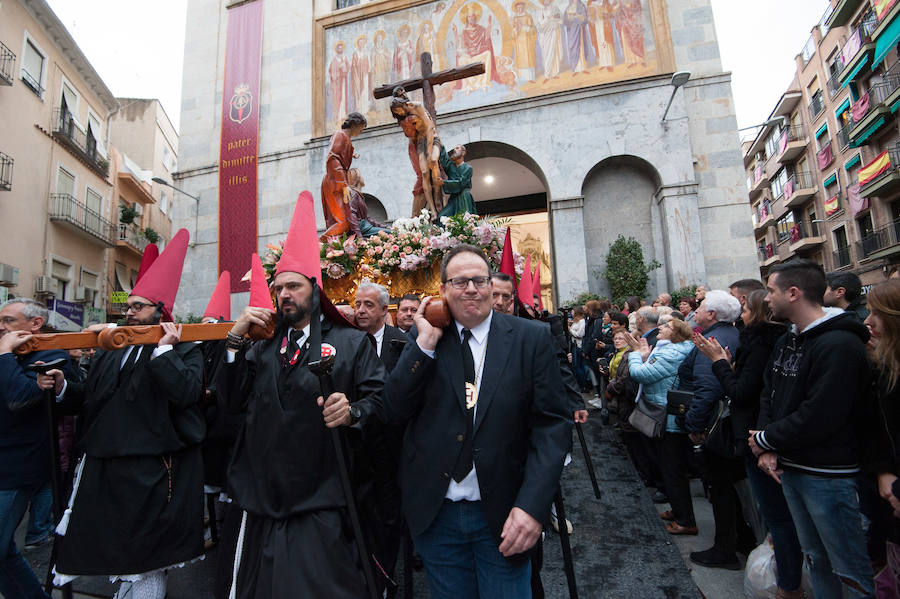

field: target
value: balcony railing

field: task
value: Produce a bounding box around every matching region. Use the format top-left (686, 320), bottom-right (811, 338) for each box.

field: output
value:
top-left (808, 91), bottom-right (825, 121)
top-left (859, 142), bottom-right (900, 195)
top-left (48, 193), bottom-right (115, 246)
top-left (0, 41), bottom-right (14, 86)
top-left (856, 217), bottom-right (900, 259)
top-left (335, 0), bottom-right (359, 7)
top-left (837, 14), bottom-right (879, 71)
top-left (789, 220), bottom-right (822, 243)
top-left (827, 72), bottom-right (843, 98)
top-left (0, 152), bottom-right (11, 191)
top-left (52, 109), bottom-right (109, 177)
top-left (117, 223), bottom-right (148, 253)
top-left (833, 245), bottom-right (853, 268)
top-left (836, 125), bottom-right (850, 150)
top-left (756, 199), bottom-right (773, 224)
top-left (758, 243), bottom-right (775, 262)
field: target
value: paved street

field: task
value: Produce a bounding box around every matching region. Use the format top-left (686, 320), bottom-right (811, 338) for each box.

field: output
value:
top-left (24, 405), bottom-right (748, 599)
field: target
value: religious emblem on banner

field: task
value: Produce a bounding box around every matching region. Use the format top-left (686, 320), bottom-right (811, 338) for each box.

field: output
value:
top-left (320, 343), bottom-right (337, 358)
top-left (230, 83), bottom-right (253, 124)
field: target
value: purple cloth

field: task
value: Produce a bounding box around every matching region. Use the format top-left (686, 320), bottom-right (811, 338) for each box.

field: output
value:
top-left (563, 1), bottom-right (596, 69)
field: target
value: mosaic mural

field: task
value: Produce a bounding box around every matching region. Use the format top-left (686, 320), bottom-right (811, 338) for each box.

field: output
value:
top-left (322, 0), bottom-right (665, 131)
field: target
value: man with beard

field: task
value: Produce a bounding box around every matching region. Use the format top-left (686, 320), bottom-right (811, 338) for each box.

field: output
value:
top-left (491, 272), bottom-right (515, 314)
top-left (40, 229), bottom-right (205, 599)
top-left (217, 192), bottom-right (386, 598)
top-left (395, 294), bottom-right (420, 333)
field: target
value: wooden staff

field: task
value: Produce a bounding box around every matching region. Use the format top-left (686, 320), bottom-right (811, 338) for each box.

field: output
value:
top-left (14, 298), bottom-right (451, 355)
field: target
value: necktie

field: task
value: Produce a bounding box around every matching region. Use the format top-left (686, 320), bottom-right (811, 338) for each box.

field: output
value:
top-left (452, 329), bottom-right (476, 483)
top-left (119, 346), bottom-right (140, 382)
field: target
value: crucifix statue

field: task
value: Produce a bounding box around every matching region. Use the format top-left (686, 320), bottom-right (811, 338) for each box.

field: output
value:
top-left (374, 53), bottom-right (484, 219)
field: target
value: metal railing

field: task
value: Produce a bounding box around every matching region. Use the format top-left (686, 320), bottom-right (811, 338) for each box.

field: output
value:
top-left (52, 109), bottom-right (109, 176)
top-left (833, 246), bottom-right (852, 268)
top-left (808, 91), bottom-right (825, 121)
top-left (787, 170), bottom-right (815, 191)
top-left (758, 243), bottom-right (775, 262)
top-left (20, 68), bottom-right (42, 95)
top-left (48, 193), bottom-right (114, 245)
top-left (0, 41), bottom-right (14, 86)
top-left (836, 125), bottom-right (850, 150)
top-left (835, 13), bottom-right (879, 73)
top-left (791, 220), bottom-right (822, 243)
top-left (117, 223), bottom-right (148, 252)
top-left (335, 0), bottom-right (359, 7)
top-left (856, 217), bottom-right (900, 259)
top-left (756, 199), bottom-right (773, 223)
top-left (827, 72), bottom-right (843, 98)
top-left (860, 142), bottom-right (900, 188)
top-left (0, 152), bottom-right (12, 191)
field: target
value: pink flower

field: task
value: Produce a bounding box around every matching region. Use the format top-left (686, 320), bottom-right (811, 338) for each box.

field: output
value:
top-left (403, 246), bottom-right (413, 254)
top-left (391, 245), bottom-right (400, 252)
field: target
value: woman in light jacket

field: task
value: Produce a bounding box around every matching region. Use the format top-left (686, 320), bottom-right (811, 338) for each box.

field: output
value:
top-left (625, 319), bottom-right (697, 534)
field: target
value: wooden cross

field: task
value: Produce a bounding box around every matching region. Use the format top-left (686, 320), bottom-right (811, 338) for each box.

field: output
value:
top-left (373, 52), bottom-right (485, 122)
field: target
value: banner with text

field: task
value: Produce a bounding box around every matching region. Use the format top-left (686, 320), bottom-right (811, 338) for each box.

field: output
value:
top-left (219, 0), bottom-right (263, 292)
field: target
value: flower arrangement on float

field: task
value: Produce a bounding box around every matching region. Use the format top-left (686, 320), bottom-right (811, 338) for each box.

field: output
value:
top-left (259, 210), bottom-right (524, 301)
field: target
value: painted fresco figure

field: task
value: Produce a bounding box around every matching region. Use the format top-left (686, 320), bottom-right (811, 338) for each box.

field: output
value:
top-left (372, 30), bottom-right (392, 87)
top-left (563, 0), bottom-right (596, 74)
top-left (438, 144), bottom-right (476, 218)
top-left (452, 2), bottom-right (502, 93)
top-left (328, 41), bottom-right (351, 126)
top-left (619, 0), bottom-right (645, 68)
top-left (417, 21), bottom-right (439, 72)
top-left (321, 112), bottom-right (367, 240)
top-left (390, 88), bottom-right (444, 219)
top-left (392, 24), bottom-right (415, 81)
top-left (512, 1), bottom-right (538, 81)
top-left (346, 169), bottom-right (389, 238)
top-left (588, 0), bottom-right (616, 71)
top-left (537, 0), bottom-right (565, 81)
top-left (350, 35), bottom-right (372, 114)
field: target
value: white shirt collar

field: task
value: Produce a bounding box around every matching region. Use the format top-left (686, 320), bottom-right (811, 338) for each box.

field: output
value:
top-left (372, 324), bottom-right (385, 343)
top-left (455, 310), bottom-right (492, 344)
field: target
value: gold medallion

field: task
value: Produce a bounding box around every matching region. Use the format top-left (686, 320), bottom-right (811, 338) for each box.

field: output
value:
top-left (465, 382), bottom-right (478, 409)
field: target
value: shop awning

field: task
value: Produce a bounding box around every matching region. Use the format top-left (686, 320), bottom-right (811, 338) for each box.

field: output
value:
top-left (850, 116), bottom-right (886, 147)
top-left (874, 13), bottom-right (900, 66)
top-left (114, 263), bottom-right (132, 294)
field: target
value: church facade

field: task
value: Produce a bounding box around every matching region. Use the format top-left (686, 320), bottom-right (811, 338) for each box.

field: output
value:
top-left (173, 0), bottom-right (757, 316)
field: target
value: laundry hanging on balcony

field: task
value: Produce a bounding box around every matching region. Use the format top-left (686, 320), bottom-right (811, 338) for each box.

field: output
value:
top-left (817, 144), bottom-right (834, 170)
top-left (851, 92), bottom-right (870, 122)
top-left (848, 183), bottom-right (869, 215)
top-left (784, 177), bottom-right (794, 199)
top-left (778, 131), bottom-right (788, 154)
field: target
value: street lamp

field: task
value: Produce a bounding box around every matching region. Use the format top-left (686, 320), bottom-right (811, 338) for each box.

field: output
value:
top-left (737, 116), bottom-right (787, 132)
top-left (152, 177), bottom-right (199, 246)
top-left (661, 71), bottom-right (691, 123)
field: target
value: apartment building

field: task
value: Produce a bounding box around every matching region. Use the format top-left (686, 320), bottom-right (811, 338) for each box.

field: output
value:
top-left (745, 0), bottom-right (900, 289)
top-left (0, 0), bottom-right (177, 328)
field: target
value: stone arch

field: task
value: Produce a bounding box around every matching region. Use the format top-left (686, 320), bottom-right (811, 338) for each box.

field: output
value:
top-left (581, 155), bottom-right (666, 300)
top-left (462, 140), bottom-right (549, 213)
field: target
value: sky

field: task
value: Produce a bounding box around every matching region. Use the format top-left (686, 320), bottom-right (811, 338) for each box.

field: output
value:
top-left (45, 0), bottom-right (828, 137)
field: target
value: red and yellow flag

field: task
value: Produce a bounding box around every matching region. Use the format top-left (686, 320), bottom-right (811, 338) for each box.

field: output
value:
top-left (825, 195), bottom-right (840, 216)
top-left (859, 150), bottom-right (891, 186)
top-left (873, 0), bottom-right (898, 21)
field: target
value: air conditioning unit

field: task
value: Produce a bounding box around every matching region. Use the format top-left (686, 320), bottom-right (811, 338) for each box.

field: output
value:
top-left (73, 286), bottom-right (87, 302)
top-left (35, 275), bottom-right (56, 295)
top-left (0, 263), bottom-right (18, 286)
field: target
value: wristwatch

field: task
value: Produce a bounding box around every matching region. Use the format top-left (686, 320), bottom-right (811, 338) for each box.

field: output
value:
top-left (348, 404), bottom-right (363, 425)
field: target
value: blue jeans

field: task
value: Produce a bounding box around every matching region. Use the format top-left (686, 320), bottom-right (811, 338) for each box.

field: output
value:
top-left (413, 500), bottom-right (531, 599)
top-left (0, 483), bottom-right (52, 599)
top-left (781, 471), bottom-right (875, 599)
top-left (745, 457), bottom-right (802, 591)
top-left (25, 484), bottom-right (52, 544)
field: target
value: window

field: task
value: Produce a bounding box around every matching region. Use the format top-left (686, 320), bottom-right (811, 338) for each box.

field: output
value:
top-left (336, 0), bottom-right (360, 8)
top-left (56, 167), bottom-right (75, 196)
top-left (765, 125), bottom-right (784, 158)
top-left (51, 258), bottom-right (70, 299)
top-left (160, 190), bottom-right (168, 214)
top-left (816, 127), bottom-right (831, 151)
top-left (777, 212), bottom-right (796, 243)
top-left (771, 168), bottom-right (788, 199)
top-left (60, 81), bottom-right (78, 117)
top-left (801, 34), bottom-right (816, 66)
top-left (86, 112), bottom-right (105, 159)
top-left (80, 267), bottom-right (98, 306)
top-left (85, 188), bottom-right (103, 236)
top-left (21, 37), bottom-right (44, 95)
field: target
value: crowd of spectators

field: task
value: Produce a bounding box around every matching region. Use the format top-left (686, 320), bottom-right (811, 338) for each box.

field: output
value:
top-left (570, 264), bottom-right (900, 598)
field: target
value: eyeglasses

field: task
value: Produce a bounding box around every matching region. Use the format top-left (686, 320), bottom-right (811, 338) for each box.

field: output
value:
top-left (122, 301), bottom-right (154, 315)
top-left (445, 276), bottom-right (491, 289)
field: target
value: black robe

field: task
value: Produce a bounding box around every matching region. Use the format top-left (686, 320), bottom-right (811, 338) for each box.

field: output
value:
top-left (218, 319), bottom-right (386, 599)
top-left (54, 342), bottom-right (205, 577)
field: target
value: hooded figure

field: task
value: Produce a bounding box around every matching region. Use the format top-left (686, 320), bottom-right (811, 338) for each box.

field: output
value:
top-left (52, 229), bottom-right (205, 599)
top-left (216, 191), bottom-right (388, 598)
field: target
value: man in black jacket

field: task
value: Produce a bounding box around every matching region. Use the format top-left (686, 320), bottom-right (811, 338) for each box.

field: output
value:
top-left (751, 259), bottom-right (887, 598)
top-left (0, 298), bottom-right (73, 599)
top-left (350, 245), bottom-right (572, 599)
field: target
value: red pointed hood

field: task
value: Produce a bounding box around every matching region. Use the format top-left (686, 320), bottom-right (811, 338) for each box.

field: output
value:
top-left (249, 254), bottom-right (275, 311)
top-left (499, 227), bottom-right (516, 288)
top-left (203, 271), bottom-right (232, 321)
top-left (531, 263), bottom-right (544, 311)
top-left (275, 191), bottom-right (320, 283)
top-left (135, 243), bottom-right (159, 284)
top-left (130, 229), bottom-right (189, 321)
top-left (517, 255), bottom-right (533, 307)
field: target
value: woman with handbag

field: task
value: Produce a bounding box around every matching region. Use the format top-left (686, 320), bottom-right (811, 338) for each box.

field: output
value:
top-left (625, 319), bottom-right (697, 535)
top-left (695, 290), bottom-right (801, 597)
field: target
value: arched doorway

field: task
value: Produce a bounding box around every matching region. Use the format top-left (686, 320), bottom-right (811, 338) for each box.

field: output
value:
top-left (363, 193), bottom-right (389, 224)
top-left (464, 141), bottom-right (554, 310)
top-left (582, 155), bottom-right (665, 300)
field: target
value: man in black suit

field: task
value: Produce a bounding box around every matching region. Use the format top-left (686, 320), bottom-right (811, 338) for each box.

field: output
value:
top-left (355, 280), bottom-right (406, 372)
top-left (347, 244), bottom-right (572, 598)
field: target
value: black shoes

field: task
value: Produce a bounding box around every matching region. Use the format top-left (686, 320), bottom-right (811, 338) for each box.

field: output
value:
top-left (689, 546), bottom-right (741, 570)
